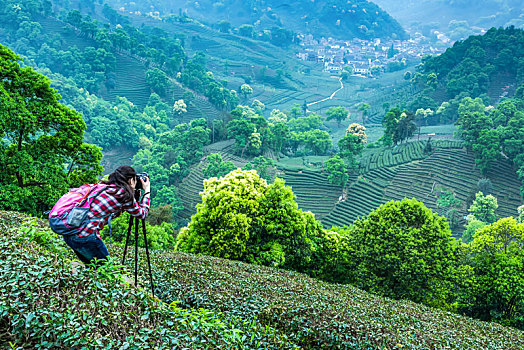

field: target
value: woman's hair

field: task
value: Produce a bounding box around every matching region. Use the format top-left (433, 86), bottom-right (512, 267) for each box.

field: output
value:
top-left (101, 165), bottom-right (136, 203)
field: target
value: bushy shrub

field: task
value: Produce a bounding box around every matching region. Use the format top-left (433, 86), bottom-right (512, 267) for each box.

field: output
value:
top-left (175, 170), bottom-right (324, 270)
top-left (344, 198), bottom-right (460, 310)
top-left (460, 217), bottom-right (524, 328)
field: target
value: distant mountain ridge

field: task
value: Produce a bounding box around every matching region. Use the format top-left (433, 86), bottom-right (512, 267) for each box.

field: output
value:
top-left (373, 0), bottom-right (524, 33)
top-left (106, 0), bottom-right (408, 40)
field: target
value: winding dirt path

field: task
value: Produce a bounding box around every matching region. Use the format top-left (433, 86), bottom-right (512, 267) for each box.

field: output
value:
top-left (306, 77), bottom-right (344, 112)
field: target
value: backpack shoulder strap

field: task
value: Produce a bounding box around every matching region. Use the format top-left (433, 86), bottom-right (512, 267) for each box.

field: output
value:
top-left (77, 184), bottom-right (109, 207)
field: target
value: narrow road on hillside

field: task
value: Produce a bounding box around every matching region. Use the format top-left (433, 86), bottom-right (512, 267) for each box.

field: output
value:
top-left (306, 77), bottom-right (344, 112)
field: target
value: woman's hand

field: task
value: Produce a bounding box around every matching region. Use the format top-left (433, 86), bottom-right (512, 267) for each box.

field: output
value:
top-left (141, 177), bottom-right (151, 193)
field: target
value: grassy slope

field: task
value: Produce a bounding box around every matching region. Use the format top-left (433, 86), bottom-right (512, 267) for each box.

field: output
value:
top-left (3, 211), bottom-right (524, 349)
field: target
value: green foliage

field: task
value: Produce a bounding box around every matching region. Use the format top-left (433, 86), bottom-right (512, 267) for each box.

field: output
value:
top-left (145, 68), bottom-right (170, 96)
top-left (468, 192), bottom-right (498, 224)
top-left (340, 65), bottom-right (353, 81)
top-left (175, 170), bottom-right (323, 270)
top-left (462, 216), bottom-right (487, 243)
top-left (436, 189), bottom-right (463, 229)
top-left (347, 198), bottom-right (459, 309)
top-left (150, 222), bottom-right (524, 349)
top-left (325, 155), bottom-right (348, 188)
top-left (0, 44), bottom-right (102, 216)
top-left (325, 106), bottom-right (349, 127)
top-left (204, 153), bottom-right (237, 179)
top-left (456, 92), bottom-right (524, 194)
top-left (99, 214), bottom-right (176, 250)
top-left (460, 217), bottom-right (524, 329)
top-left (338, 129), bottom-right (365, 168)
top-left (0, 211), bottom-right (292, 349)
top-left (242, 156), bottom-right (275, 181)
top-left (437, 190), bottom-right (462, 209)
top-left (381, 107), bottom-right (417, 146)
top-left (421, 27), bottom-right (524, 103)
top-left (302, 129), bottom-right (332, 155)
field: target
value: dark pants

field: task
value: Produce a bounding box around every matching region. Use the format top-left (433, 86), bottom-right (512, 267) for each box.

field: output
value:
top-left (63, 233), bottom-right (109, 267)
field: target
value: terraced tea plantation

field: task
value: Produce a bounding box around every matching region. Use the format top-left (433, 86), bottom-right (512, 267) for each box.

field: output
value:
top-left (279, 168), bottom-right (342, 220)
top-left (383, 148), bottom-right (522, 220)
top-left (322, 142), bottom-right (522, 231)
top-left (176, 139), bottom-right (522, 233)
top-left (176, 140), bottom-right (249, 224)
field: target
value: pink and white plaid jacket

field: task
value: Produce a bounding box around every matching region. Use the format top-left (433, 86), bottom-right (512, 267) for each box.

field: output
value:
top-left (78, 184), bottom-right (150, 239)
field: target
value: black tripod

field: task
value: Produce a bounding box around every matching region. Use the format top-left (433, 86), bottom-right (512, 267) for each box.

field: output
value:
top-left (121, 190), bottom-right (155, 297)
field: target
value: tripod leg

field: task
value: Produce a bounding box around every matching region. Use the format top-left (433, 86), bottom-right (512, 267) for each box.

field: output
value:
top-left (122, 214), bottom-right (134, 265)
top-left (141, 219), bottom-right (155, 298)
top-left (134, 217), bottom-right (139, 286)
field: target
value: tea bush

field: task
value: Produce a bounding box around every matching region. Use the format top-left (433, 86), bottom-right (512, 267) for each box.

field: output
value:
top-left (145, 245), bottom-right (524, 349)
top-left (0, 211), bottom-right (297, 349)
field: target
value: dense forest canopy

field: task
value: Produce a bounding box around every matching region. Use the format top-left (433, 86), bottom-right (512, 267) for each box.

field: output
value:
top-left (0, 44), bottom-right (103, 215)
top-left (407, 26), bottom-right (524, 118)
top-left (105, 0), bottom-right (408, 40)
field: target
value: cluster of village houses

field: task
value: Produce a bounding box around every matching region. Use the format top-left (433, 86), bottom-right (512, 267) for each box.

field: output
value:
top-left (296, 33), bottom-right (450, 77)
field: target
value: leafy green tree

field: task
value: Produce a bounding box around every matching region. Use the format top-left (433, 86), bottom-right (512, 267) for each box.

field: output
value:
top-left (472, 128), bottom-right (500, 174)
top-left (145, 68), bottom-right (169, 96)
top-left (175, 170), bottom-right (323, 270)
top-left (326, 155), bottom-right (348, 189)
top-left (338, 124), bottom-right (366, 168)
top-left (287, 113), bottom-right (322, 132)
top-left (240, 83), bottom-right (253, 101)
top-left (0, 44), bottom-right (102, 216)
top-left (270, 27), bottom-right (295, 47)
top-left (326, 106), bottom-right (349, 127)
top-left (287, 103), bottom-right (304, 119)
top-left (204, 153), bottom-right (236, 179)
top-left (101, 214), bottom-right (175, 250)
top-left (268, 122), bottom-right (289, 154)
top-left (468, 192), bottom-right (498, 224)
top-left (357, 103), bottom-right (371, 123)
top-left (341, 66), bottom-right (353, 81)
top-left (461, 217), bottom-right (524, 328)
top-left (172, 99), bottom-right (187, 118)
top-left (346, 123), bottom-right (367, 143)
top-left (217, 20), bottom-right (231, 33)
top-left (243, 156), bottom-right (275, 181)
top-left (462, 215), bottom-right (486, 243)
top-left (303, 129), bottom-right (332, 155)
top-left (251, 99), bottom-right (265, 115)
top-left (477, 178), bottom-right (493, 196)
top-left (347, 198), bottom-right (459, 309)
top-left (269, 109), bottom-right (287, 123)
top-left (238, 24), bottom-right (254, 38)
top-left (382, 108), bottom-right (416, 146)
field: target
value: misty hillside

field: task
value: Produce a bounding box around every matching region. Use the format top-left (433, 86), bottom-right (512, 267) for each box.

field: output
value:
top-left (373, 0), bottom-right (523, 36)
top-left (105, 0), bottom-right (408, 40)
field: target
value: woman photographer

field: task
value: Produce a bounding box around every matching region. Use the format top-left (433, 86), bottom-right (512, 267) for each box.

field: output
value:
top-left (61, 165), bottom-right (151, 267)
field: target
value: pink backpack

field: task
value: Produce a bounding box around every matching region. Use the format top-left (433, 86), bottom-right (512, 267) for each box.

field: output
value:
top-left (48, 183), bottom-right (109, 235)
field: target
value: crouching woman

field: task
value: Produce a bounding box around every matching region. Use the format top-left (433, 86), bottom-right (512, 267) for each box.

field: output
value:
top-left (49, 165), bottom-right (151, 267)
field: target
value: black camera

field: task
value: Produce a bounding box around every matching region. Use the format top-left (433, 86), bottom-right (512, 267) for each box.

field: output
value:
top-left (135, 172), bottom-right (149, 190)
